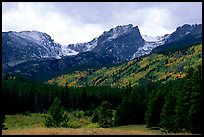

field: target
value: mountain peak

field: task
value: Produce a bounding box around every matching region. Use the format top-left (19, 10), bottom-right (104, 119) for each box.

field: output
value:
top-left (13, 30), bottom-right (53, 42)
top-left (167, 23), bottom-right (202, 43)
top-left (113, 24), bottom-right (134, 30)
top-left (2, 30), bottom-right (64, 68)
top-left (104, 24), bottom-right (134, 36)
top-left (93, 24), bottom-right (144, 61)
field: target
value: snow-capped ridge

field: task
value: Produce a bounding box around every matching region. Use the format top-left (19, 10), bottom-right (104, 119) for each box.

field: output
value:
top-left (6, 30), bottom-right (64, 60)
top-left (104, 24), bottom-right (134, 41)
top-left (67, 24), bottom-right (144, 61)
top-left (12, 30), bottom-right (53, 46)
top-left (84, 38), bottom-right (98, 51)
top-left (4, 23), bottom-right (200, 65)
top-left (66, 37), bottom-right (98, 54)
top-left (132, 34), bottom-right (170, 59)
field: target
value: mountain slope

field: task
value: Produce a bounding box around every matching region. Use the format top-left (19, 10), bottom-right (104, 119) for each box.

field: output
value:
top-left (67, 38), bottom-right (98, 53)
top-left (2, 31), bottom-right (64, 69)
top-left (3, 51), bottom-right (120, 82)
top-left (166, 24), bottom-right (202, 43)
top-left (132, 34), bottom-right (169, 58)
top-left (152, 24), bottom-right (202, 54)
top-left (47, 43), bottom-right (202, 87)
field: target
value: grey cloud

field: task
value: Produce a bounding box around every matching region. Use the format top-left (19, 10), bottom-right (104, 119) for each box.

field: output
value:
top-left (2, 2), bottom-right (19, 12)
top-left (51, 2), bottom-right (202, 28)
top-left (2, 2), bottom-right (202, 44)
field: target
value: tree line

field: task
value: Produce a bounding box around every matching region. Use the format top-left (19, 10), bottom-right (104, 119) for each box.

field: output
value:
top-left (2, 74), bottom-right (126, 114)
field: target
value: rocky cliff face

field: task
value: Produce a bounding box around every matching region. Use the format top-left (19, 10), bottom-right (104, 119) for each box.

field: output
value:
top-left (67, 24), bottom-right (145, 61)
top-left (92, 24), bottom-right (145, 61)
top-left (166, 24), bottom-right (202, 43)
top-left (67, 38), bottom-right (98, 53)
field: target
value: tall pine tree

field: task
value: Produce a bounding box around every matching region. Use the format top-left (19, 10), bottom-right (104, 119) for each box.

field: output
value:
top-left (45, 98), bottom-right (69, 127)
top-left (98, 101), bottom-right (114, 128)
top-left (187, 65), bottom-right (202, 133)
top-left (159, 90), bottom-right (176, 132)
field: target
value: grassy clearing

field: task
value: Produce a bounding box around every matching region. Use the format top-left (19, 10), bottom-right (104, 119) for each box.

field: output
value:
top-left (111, 125), bottom-right (194, 135)
top-left (4, 113), bottom-right (46, 129)
top-left (4, 112), bottom-right (97, 129)
top-left (3, 113), bottom-right (194, 135)
top-left (2, 126), bottom-right (194, 135)
top-left (2, 127), bottom-right (158, 135)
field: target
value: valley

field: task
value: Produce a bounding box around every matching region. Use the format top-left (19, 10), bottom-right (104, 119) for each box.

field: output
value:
top-left (2, 23), bottom-right (202, 135)
top-left (2, 113), bottom-right (193, 135)
top-left (2, 2), bottom-right (203, 135)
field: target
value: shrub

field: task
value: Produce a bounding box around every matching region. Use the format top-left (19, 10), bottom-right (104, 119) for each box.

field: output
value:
top-left (85, 123), bottom-right (100, 128)
top-left (74, 110), bottom-right (84, 118)
top-left (84, 110), bottom-right (93, 117)
top-left (67, 121), bottom-right (81, 128)
top-left (79, 118), bottom-right (91, 125)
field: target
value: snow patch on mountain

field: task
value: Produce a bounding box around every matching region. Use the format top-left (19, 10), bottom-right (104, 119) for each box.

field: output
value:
top-left (61, 46), bottom-right (79, 56)
top-left (12, 30), bottom-right (52, 46)
top-left (110, 25), bottom-right (132, 39)
top-left (66, 37), bottom-right (98, 54)
top-left (85, 38), bottom-right (98, 51)
top-left (104, 24), bottom-right (133, 41)
top-left (131, 34), bottom-right (170, 59)
top-left (7, 31), bottom-right (64, 60)
top-left (142, 35), bottom-right (159, 42)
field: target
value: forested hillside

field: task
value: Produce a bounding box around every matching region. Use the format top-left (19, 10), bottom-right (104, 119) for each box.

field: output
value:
top-left (48, 44), bottom-right (202, 87)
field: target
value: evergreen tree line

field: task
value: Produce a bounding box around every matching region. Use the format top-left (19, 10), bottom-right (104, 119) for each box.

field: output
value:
top-left (2, 65), bottom-right (202, 133)
top-left (2, 75), bottom-right (126, 114)
top-left (145, 65), bottom-right (202, 134)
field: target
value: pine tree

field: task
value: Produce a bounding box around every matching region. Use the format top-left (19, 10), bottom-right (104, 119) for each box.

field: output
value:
top-left (145, 88), bottom-right (165, 128)
top-left (114, 96), bottom-right (129, 126)
top-left (115, 91), bottom-right (145, 126)
top-left (45, 98), bottom-right (69, 127)
top-left (98, 101), bottom-right (114, 128)
top-left (187, 65), bottom-right (202, 133)
top-left (159, 90), bottom-right (176, 132)
top-left (80, 87), bottom-right (88, 111)
top-left (174, 67), bottom-right (194, 132)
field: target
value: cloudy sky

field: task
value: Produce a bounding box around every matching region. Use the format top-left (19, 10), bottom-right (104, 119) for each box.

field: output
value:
top-left (2, 2), bottom-right (202, 45)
